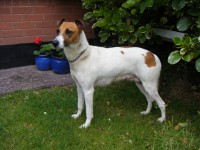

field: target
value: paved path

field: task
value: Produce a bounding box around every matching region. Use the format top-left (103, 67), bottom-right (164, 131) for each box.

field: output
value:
top-left (0, 65), bottom-right (73, 95)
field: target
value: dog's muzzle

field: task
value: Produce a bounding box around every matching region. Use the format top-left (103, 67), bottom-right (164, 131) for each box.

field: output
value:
top-left (52, 40), bottom-right (59, 48)
top-left (52, 35), bottom-right (65, 49)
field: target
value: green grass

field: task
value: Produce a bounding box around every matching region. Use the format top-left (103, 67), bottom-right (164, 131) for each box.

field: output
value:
top-left (0, 81), bottom-right (200, 150)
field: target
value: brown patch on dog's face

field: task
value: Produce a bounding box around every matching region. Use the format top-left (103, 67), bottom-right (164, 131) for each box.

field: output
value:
top-left (145, 51), bottom-right (156, 67)
top-left (57, 22), bottom-right (82, 46)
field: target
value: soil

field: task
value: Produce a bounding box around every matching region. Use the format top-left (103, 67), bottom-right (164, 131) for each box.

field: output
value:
top-left (159, 62), bottom-right (200, 105)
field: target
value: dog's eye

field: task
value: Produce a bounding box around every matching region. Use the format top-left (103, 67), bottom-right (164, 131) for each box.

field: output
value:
top-left (56, 29), bottom-right (60, 35)
top-left (65, 29), bottom-right (73, 35)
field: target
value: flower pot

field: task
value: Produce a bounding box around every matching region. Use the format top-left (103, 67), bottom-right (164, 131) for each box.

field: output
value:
top-left (51, 57), bottom-right (70, 74)
top-left (35, 55), bottom-right (51, 71)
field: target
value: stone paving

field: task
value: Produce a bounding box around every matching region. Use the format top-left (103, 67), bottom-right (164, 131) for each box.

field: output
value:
top-left (0, 65), bottom-right (73, 95)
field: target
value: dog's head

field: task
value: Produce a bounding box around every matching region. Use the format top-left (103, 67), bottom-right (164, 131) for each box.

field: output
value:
top-left (52, 19), bottom-right (87, 49)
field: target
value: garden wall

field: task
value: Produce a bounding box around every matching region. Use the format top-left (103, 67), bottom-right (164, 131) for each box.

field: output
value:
top-left (0, 0), bottom-right (94, 45)
top-left (0, 0), bottom-right (94, 69)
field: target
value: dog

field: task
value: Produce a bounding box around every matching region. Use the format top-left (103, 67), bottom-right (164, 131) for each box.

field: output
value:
top-left (52, 19), bottom-right (166, 128)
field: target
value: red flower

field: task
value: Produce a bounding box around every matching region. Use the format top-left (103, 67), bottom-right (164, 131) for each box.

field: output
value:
top-left (34, 37), bottom-right (42, 45)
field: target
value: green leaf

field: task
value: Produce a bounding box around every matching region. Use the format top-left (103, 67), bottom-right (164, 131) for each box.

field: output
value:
top-left (183, 36), bottom-right (192, 45)
top-left (103, 11), bottom-right (110, 18)
top-left (131, 9), bottom-right (137, 14)
top-left (120, 34), bottom-right (130, 42)
top-left (188, 9), bottom-right (200, 16)
top-left (140, 2), bottom-right (147, 13)
top-left (145, 32), bottom-right (151, 39)
top-left (195, 58), bottom-right (200, 72)
top-left (172, 0), bottom-right (186, 11)
top-left (140, 0), bottom-right (154, 13)
top-left (139, 36), bottom-right (146, 43)
top-left (168, 51), bottom-right (182, 64)
top-left (194, 50), bottom-right (200, 58)
top-left (33, 50), bottom-right (39, 55)
top-left (160, 17), bottom-right (168, 24)
top-left (127, 25), bottom-right (134, 33)
top-left (109, 26), bottom-right (117, 31)
top-left (83, 12), bottom-right (93, 20)
top-left (98, 31), bottom-right (110, 43)
top-left (173, 37), bottom-right (182, 46)
top-left (177, 17), bottom-right (192, 32)
top-left (145, 0), bottom-right (154, 7)
top-left (138, 26), bottom-right (146, 33)
top-left (180, 48), bottom-right (188, 55)
top-left (129, 36), bottom-right (137, 44)
top-left (93, 10), bottom-right (103, 17)
top-left (112, 14), bottom-right (119, 24)
top-left (92, 19), bottom-right (106, 28)
top-left (122, 0), bottom-right (139, 9)
top-left (182, 51), bottom-right (194, 62)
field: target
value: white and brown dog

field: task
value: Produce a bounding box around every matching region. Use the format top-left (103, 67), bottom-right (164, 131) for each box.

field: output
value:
top-left (53, 19), bottom-right (166, 128)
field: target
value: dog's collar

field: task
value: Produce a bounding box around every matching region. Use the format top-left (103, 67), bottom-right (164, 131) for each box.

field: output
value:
top-left (68, 46), bottom-right (89, 63)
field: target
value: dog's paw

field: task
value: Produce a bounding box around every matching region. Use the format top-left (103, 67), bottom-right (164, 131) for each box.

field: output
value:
top-left (157, 117), bottom-right (165, 123)
top-left (79, 119), bottom-right (91, 129)
top-left (140, 111), bottom-right (150, 115)
top-left (79, 123), bottom-right (90, 129)
top-left (71, 113), bottom-right (80, 119)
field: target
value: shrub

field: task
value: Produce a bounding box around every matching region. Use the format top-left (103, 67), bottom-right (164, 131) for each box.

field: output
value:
top-left (83, 0), bottom-right (159, 45)
top-left (82, 0), bottom-right (200, 72)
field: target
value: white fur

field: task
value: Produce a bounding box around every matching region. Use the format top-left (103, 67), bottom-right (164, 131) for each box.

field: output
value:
top-left (54, 30), bottom-right (166, 128)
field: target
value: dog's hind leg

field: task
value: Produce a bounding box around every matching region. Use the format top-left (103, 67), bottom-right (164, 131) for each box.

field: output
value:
top-left (71, 83), bottom-right (84, 119)
top-left (135, 82), bottom-right (153, 115)
top-left (142, 82), bottom-right (166, 122)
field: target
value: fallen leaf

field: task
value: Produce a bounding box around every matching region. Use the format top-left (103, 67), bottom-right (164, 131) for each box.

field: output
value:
top-left (175, 122), bottom-right (188, 130)
top-left (129, 139), bottom-right (133, 144)
top-left (181, 138), bottom-right (189, 145)
top-left (174, 125), bottom-right (180, 130)
top-left (198, 111), bottom-right (200, 115)
top-left (178, 122), bottom-right (188, 127)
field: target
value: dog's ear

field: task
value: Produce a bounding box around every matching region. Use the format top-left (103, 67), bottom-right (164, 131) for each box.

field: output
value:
top-left (75, 19), bottom-right (89, 29)
top-left (57, 18), bottom-right (65, 27)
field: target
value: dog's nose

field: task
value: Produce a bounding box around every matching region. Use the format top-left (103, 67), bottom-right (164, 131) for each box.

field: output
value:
top-left (52, 40), bottom-right (59, 48)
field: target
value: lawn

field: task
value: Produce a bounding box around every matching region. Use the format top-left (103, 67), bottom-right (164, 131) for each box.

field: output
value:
top-left (0, 81), bottom-right (200, 150)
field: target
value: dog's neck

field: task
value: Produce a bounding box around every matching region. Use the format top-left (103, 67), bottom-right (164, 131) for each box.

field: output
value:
top-left (63, 31), bottom-right (89, 63)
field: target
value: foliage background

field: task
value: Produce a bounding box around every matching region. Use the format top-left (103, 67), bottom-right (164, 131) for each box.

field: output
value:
top-left (82, 0), bottom-right (200, 72)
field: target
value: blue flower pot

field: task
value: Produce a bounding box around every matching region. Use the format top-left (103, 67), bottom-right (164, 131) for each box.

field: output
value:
top-left (51, 57), bottom-right (70, 74)
top-left (35, 55), bottom-right (51, 71)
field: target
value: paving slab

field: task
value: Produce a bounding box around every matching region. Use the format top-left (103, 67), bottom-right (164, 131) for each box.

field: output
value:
top-left (0, 65), bottom-right (73, 95)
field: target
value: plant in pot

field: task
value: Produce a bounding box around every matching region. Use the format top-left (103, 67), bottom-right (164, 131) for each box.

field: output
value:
top-left (33, 37), bottom-right (54, 71)
top-left (51, 48), bottom-right (70, 74)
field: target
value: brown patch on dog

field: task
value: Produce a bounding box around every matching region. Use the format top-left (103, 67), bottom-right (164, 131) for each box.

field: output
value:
top-left (121, 46), bottom-right (132, 48)
top-left (120, 51), bottom-right (125, 54)
top-left (58, 22), bottom-right (82, 45)
top-left (145, 51), bottom-right (156, 67)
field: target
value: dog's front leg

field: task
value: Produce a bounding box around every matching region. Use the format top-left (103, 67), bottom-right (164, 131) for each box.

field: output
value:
top-left (79, 87), bottom-right (94, 128)
top-left (71, 83), bottom-right (84, 119)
